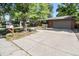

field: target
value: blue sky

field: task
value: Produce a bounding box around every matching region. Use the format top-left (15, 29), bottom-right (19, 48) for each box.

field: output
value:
top-left (53, 3), bottom-right (58, 17)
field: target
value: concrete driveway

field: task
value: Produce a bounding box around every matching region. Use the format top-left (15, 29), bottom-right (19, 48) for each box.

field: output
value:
top-left (12, 29), bottom-right (79, 56)
top-left (0, 38), bottom-right (30, 56)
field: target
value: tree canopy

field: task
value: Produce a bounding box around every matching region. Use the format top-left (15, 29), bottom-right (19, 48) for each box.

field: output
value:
top-left (28, 3), bottom-right (51, 21)
top-left (57, 3), bottom-right (77, 16)
top-left (57, 3), bottom-right (79, 20)
top-left (0, 3), bottom-right (52, 30)
top-left (0, 3), bottom-right (52, 21)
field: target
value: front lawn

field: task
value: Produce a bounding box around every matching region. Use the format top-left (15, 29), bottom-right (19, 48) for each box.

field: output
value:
top-left (6, 31), bottom-right (36, 41)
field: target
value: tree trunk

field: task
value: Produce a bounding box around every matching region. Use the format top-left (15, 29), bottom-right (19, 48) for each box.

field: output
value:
top-left (19, 21), bottom-right (23, 28)
top-left (22, 20), bottom-right (27, 31)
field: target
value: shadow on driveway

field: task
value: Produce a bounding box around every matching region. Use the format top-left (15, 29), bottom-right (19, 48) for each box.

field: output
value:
top-left (46, 28), bottom-right (73, 33)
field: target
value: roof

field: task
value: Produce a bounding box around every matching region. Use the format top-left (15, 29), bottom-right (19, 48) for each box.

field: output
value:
top-left (47, 16), bottom-right (74, 20)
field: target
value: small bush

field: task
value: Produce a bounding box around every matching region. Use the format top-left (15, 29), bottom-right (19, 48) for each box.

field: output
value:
top-left (6, 33), bottom-right (13, 40)
top-left (0, 28), bottom-right (6, 35)
top-left (14, 27), bottom-right (23, 32)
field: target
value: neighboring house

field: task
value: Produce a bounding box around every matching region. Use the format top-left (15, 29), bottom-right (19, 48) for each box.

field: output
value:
top-left (46, 16), bottom-right (75, 29)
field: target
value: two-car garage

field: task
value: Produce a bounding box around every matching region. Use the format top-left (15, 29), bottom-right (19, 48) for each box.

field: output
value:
top-left (47, 16), bottom-right (75, 29)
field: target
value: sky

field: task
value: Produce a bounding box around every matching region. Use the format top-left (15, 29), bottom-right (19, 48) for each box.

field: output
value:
top-left (53, 3), bottom-right (58, 17)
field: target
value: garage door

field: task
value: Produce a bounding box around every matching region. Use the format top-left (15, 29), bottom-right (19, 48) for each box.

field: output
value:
top-left (53, 20), bottom-right (71, 29)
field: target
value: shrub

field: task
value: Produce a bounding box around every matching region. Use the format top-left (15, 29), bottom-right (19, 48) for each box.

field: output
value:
top-left (14, 27), bottom-right (23, 32)
top-left (6, 33), bottom-right (13, 40)
top-left (0, 28), bottom-right (6, 35)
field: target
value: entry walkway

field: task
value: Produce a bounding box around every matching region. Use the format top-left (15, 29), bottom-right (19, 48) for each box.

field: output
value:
top-left (0, 29), bottom-right (79, 56)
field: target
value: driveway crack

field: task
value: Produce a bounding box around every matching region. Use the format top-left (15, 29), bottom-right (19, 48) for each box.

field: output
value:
top-left (9, 40), bottom-right (32, 56)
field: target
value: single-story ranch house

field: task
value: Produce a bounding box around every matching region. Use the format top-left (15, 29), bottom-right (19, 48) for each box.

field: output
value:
top-left (46, 16), bottom-right (75, 29)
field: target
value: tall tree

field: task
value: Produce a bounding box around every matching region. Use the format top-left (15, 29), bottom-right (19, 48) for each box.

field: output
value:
top-left (57, 3), bottom-right (78, 17)
top-left (15, 3), bottom-right (30, 30)
top-left (0, 3), bottom-right (15, 15)
top-left (28, 3), bottom-right (39, 21)
top-left (48, 3), bottom-right (53, 17)
top-left (38, 3), bottom-right (50, 19)
top-left (0, 3), bottom-right (15, 28)
top-left (28, 3), bottom-right (50, 20)
top-left (0, 3), bottom-right (15, 22)
top-left (0, 3), bottom-right (52, 29)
